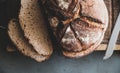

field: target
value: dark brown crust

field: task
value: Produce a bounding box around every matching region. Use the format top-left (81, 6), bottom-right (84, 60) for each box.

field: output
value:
top-left (42, 0), bottom-right (108, 58)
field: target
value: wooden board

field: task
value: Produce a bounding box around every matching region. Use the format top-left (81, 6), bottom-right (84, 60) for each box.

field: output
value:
top-left (96, 0), bottom-right (120, 50)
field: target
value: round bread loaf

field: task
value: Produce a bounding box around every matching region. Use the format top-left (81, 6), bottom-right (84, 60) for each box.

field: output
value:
top-left (42, 0), bottom-right (108, 58)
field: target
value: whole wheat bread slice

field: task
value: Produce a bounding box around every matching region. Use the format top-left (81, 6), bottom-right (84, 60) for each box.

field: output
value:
top-left (8, 19), bottom-right (50, 62)
top-left (19, 0), bottom-right (53, 55)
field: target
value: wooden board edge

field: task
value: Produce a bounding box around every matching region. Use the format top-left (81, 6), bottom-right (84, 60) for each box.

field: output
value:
top-left (96, 44), bottom-right (120, 51)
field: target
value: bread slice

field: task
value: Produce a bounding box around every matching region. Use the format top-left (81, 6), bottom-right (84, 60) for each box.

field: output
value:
top-left (8, 19), bottom-right (50, 62)
top-left (19, 0), bottom-right (53, 55)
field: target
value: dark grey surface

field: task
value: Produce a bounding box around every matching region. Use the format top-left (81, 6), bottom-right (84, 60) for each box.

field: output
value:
top-left (0, 49), bottom-right (120, 73)
top-left (0, 0), bottom-right (120, 73)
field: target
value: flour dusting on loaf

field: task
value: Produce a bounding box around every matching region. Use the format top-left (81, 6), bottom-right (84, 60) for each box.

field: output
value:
top-left (58, 0), bottom-right (70, 10)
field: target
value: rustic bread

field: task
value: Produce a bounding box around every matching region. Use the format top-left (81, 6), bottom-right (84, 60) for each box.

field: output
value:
top-left (8, 19), bottom-right (50, 62)
top-left (42, 0), bottom-right (108, 58)
top-left (19, 0), bottom-right (53, 55)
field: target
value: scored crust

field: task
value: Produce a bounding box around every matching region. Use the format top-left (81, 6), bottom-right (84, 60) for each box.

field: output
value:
top-left (42, 0), bottom-right (108, 58)
top-left (8, 19), bottom-right (51, 62)
top-left (62, 0), bottom-right (108, 58)
top-left (19, 0), bottom-right (53, 55)
top-left (62, 32), bottom-right (104, 58)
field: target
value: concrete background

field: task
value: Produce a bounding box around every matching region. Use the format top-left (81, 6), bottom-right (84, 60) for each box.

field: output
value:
top-left (0, 49), bottom-right (120, 73)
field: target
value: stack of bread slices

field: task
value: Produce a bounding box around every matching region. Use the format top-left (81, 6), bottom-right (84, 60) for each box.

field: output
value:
top-left (7, 0), bottom-right (53, 62)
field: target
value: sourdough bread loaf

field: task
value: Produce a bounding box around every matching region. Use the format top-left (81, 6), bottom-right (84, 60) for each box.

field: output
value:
top-left (42, 0), bottom-right (108, 58)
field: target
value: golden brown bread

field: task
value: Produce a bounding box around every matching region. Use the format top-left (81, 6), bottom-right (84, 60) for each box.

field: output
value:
top-left (8, 19), bottom-right (51, 62)
top-left (42, 0), bottom-right (108, 58)
top-left (19, 0), bottom-right (53, 55)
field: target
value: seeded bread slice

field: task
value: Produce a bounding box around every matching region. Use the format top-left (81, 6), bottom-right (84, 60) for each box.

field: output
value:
top-left (19, 0), bottom-right (53, 55)
top-left (8, 19), bottom-right (50, 62)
